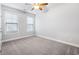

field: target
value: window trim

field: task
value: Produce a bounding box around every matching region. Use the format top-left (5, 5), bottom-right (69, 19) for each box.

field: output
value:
top-left (5, 13), bottom-right (19, 33)
top-left (26, 16), bottom-right (35, 33)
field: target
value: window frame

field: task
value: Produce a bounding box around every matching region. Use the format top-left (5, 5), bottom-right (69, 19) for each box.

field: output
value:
top-left (4, 12), bottom-right (19, 33)
top-left (26, 16), bottom-right (35, 33)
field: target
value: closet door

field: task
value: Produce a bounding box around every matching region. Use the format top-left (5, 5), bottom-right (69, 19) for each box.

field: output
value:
top-left (0, 4), bottom-right (2, 51)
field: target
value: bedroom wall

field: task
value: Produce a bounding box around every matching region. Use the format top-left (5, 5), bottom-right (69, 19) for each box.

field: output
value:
top-left (1, 4), bottom-right (35, 41)
top-left (0, 4), bottom-right (2, 50)
top-left (36, 3), bottom-right (79, 46)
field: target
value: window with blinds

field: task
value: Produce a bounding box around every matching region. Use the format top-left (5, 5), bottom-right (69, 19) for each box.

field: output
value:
top-left (27, 16), bottom-right (34, 33)
top-left (5, 12), bottom-right (18, 32)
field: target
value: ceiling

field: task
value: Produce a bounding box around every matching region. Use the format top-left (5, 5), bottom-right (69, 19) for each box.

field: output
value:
top-left (2, 3), bottom-right (33, 12)
top-left (2, 3), bottom-right (61, 13)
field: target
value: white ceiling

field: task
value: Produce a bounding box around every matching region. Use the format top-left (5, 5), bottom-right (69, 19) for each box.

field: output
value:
top-left (2, 3), bottom-right (32, 12)
top-left (2, 3), bottom-right (59, 12)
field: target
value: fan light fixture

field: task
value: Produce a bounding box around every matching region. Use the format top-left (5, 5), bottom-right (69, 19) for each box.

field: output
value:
top-left (32, 3), bottom-right (48, 11)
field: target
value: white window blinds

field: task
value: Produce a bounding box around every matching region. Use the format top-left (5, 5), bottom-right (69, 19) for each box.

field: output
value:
top-left (27, 16), bottom-right (34, 32)
top-left (5, 12), bottom-right (18, 32)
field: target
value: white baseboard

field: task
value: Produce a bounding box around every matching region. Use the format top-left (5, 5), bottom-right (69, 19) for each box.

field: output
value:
top-left (2, 34), bottom-right (79, 48)
top-left (2, 35), bottom-right (34, 43)
top-left (37, 35), bottom-right (79, 48)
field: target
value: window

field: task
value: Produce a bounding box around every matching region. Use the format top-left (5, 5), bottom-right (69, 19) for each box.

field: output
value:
top-left (27, 16), bottom-right (34, 32)
top-left (5, 12), bottom-right (18, 32)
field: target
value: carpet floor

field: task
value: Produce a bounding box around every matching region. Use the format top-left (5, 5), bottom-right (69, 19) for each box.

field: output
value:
top-left (0, 36), bottom-right (79, 55)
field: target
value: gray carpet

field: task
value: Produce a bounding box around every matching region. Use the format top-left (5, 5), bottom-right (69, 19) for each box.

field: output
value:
top-left (0, 36), bottom-right (79, 55)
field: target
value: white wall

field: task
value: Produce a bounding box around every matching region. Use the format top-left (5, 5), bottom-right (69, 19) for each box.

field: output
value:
top-left (0, 4), bottom-right (2, 50)
top-left (36, 3), bottom-right (79, 46)
top-left (2, 4), bottom-right (35, 41)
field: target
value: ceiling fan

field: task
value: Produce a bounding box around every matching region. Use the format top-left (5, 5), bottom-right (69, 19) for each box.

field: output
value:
top-left (25, 3), bottom-right (48, 11)
top-left (32, 3), bottom-right (48, 10)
